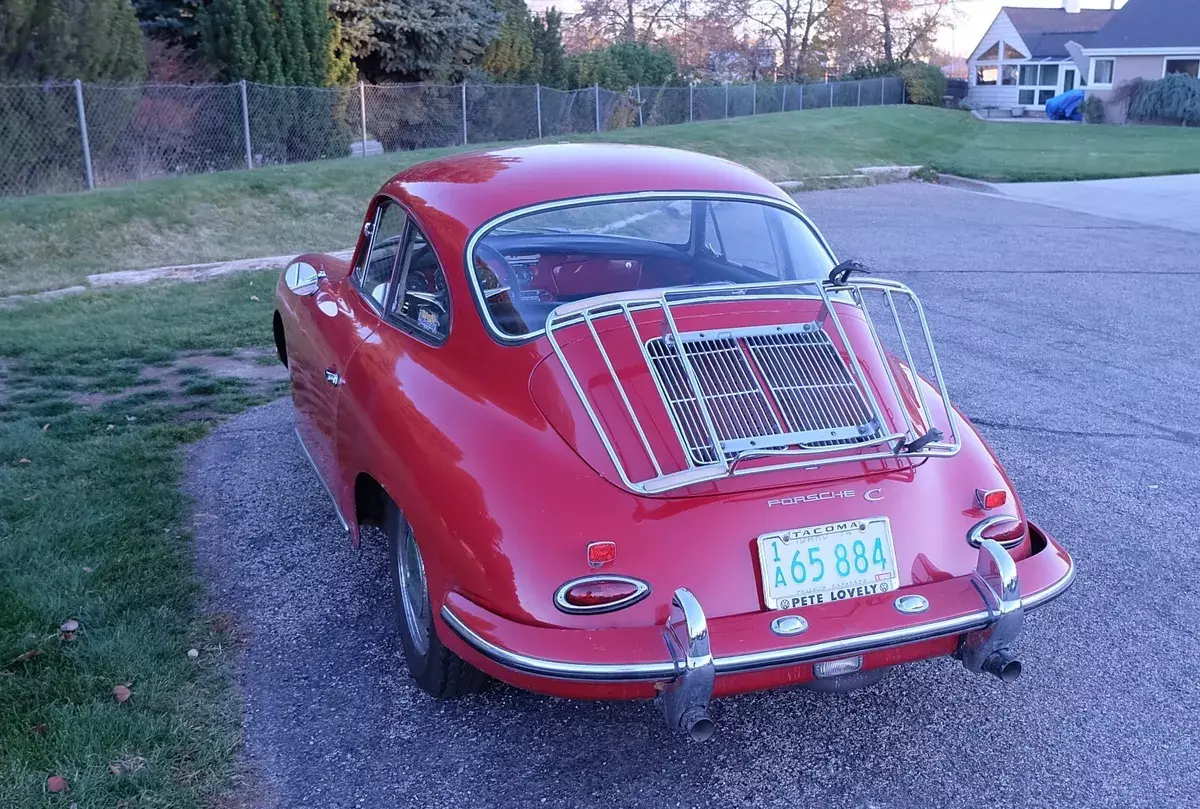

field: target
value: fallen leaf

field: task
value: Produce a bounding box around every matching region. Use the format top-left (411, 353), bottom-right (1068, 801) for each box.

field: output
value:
top-left (106, 424), bottom-right (115, 431)
top-left (249, 295), bottom-right (261, 301)
top-left (7, 648), bottom-right (41, 667)
top-left (18, 458), bottom-right (30, 464)
top-left (47, 775), bottom-right (68, 793)
top-left (125, 415), bottom-right (137, 422)
top-left (113, 684), bottom-right (132, 703)
top-left (187, 648), bottom-right (199, 659)
top-left (41, 423), bottom-right (50, 431)
top-left (23, 494), bottom-right (37, 501)
top-left (30, 723), bottom-right (47, 735)
top-left (82, 567), bottom-right (94, 573)
top-left (108, 763), bottom-right (121, 775)
top-left (59, 619), bottom-right (78, 642)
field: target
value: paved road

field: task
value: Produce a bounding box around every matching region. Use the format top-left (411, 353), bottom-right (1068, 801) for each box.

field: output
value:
top-left (187, 182), bottom-right (1200, 808)
top-left (987, 173), bottom-right (1200, 235)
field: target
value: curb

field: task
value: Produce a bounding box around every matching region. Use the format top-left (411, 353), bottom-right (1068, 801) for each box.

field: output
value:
top-left (935, 173), bottom-right (1000, 194)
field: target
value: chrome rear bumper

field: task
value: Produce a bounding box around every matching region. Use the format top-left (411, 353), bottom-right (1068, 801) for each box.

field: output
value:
top-left (441, 539), bottom-right (1074, 737)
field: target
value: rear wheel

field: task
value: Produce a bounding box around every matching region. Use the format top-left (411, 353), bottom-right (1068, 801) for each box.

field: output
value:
top-left (385, 501), bottom-right (486, 698)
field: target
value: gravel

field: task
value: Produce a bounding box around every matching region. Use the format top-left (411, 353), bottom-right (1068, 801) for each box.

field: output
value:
top-left (187, 181), bottom-right (1200, 808)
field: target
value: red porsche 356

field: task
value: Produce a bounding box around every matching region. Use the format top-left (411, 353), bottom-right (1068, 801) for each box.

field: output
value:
top-left (273, 144), bottom-right (1074, 740)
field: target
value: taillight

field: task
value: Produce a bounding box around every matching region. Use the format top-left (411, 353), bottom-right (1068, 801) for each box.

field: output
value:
top-left (976, 488), bottom-right (1007, 510)
top-left (554, 575), bottom-right (650, 614)
top-left (967, 515), bottom-right (1025, 549)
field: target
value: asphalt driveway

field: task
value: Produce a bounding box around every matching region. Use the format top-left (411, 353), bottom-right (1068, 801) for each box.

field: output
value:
top-left (187, 181), bottom-right (1200, 808)
top-left (988, 173), bottom-right (1200, 235)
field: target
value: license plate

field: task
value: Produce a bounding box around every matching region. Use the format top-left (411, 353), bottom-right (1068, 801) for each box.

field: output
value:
top-left (757, 517), bottom-right (899, 610)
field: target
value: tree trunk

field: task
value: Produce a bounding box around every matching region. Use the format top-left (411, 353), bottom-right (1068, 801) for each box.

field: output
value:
top-left (881, 0), bottom-right (894, 64)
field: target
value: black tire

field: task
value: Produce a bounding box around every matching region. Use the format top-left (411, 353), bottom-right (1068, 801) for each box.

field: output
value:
top-left (385, 501), bottom-right (487, 698)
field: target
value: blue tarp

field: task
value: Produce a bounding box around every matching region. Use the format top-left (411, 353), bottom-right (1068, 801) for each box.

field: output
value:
top-left (1045, 89), bottom-right (1085, 121)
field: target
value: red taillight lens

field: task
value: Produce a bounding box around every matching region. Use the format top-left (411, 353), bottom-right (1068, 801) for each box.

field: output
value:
top-left (555, 576), bottom-right (649, 613)
top-left (587, 541), bottom-right (616, 567)
top-left (976, 488), bottom-right (1007, 510)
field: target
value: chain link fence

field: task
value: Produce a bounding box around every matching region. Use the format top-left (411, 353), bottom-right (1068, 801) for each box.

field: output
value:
top-left (0, 76), bottom-right (904, 199)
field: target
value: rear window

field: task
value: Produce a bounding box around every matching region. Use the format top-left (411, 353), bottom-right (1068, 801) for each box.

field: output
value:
top-left (471, 196), bottom-right (834, 338)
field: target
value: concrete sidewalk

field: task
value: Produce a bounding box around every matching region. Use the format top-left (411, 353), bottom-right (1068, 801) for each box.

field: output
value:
top-left (989, 173), bottom-right (1200, 234)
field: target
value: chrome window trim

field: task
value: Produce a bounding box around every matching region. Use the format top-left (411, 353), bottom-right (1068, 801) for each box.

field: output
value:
top-left (439, 553), bottom-right (1075, 683)
top-left (552, 574), bottom-right (651, 614)
top-left (462, 190), bottom-right (840, 345)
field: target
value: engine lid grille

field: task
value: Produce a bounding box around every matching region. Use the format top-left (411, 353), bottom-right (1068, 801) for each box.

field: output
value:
top-left (646, 325), bottom-right (880, 464)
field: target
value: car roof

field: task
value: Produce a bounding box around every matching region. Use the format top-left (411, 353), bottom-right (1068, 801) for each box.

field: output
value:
top-left (379, 143), bottom-right (792, 237)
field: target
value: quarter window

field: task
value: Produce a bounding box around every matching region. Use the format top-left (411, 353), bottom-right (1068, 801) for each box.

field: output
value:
top-left (391, 225), bottom-right (450, 341)
top-left (356, 201), bottom-right (408, 307)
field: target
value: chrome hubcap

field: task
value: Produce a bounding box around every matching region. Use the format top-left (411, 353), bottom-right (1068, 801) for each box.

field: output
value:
top-left (397, 524), bottom-right (430, 655)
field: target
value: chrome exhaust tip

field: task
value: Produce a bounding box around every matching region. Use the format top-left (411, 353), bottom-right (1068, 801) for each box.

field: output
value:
top-left (981, 648), bottom-right (1022, 683)
top-left (681, 707), bottom-right (715, 742)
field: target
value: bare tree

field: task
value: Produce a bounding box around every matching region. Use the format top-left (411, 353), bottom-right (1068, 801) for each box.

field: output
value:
top-left (742, 0), bottom-right (830, 81)
top-left (574, 0), bottom-right (685, 44)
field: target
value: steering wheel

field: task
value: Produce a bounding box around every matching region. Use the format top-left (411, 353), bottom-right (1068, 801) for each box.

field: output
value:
top-left (473, 242), bottom-right (516, 301)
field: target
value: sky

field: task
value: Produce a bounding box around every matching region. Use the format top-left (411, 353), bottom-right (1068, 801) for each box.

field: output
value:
top-left (526, 0), bottom-right (1129, 58)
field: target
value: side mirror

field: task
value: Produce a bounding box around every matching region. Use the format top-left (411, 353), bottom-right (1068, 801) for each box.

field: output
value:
top-left (283, 261), bottom-right (320, 296)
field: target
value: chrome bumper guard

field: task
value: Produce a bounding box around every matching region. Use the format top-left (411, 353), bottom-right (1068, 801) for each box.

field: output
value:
top-left (440, 540), bottom-right (1074, 739)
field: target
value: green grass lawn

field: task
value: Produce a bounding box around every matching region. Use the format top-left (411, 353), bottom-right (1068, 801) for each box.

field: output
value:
top-left (2, 105), bottom-right (1199, 296)
top-left (0, 273), bottom-right (280, 808)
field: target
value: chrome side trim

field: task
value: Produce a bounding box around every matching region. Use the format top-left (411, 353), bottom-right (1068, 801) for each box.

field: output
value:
top-left (967, 515), bottom-right (1024, 549)
top-left (552, 575), bottom-right (651, 614)
top-left (438, 551), bottom-right (1075, 683)
top-left (294, 427), bottom-right (350, 532)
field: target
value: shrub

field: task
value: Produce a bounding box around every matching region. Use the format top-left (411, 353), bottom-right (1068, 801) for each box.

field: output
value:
top-left (845, 60), bottom-right (947, 106)
top-left (1127, 73), bottom-right (1200, 125)
top-left (899, 62), bottom-right (948, 106)
top-left (1081, 94), bottom-right (1105, 124)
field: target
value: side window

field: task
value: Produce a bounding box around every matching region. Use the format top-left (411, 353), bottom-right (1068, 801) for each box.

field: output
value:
top-left (711, 201), bottom-right (781, 277)
top-left (355, 201), bottom-right (408, 307)
top-left (391, 224), bottom-right (450, 341)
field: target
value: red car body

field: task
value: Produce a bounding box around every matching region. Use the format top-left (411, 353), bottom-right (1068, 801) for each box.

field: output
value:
top-left (274, 144), bottom-right (1074, 738)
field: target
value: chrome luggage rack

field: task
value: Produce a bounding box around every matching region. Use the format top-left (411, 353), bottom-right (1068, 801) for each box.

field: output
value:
top-left (544, 278), bottom-right (960, 495)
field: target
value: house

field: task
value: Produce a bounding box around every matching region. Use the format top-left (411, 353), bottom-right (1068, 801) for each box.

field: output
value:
top-left (1080, 0), bottom-right (1200, 122)
top-left (966, 0), bottom-right (1117, 114)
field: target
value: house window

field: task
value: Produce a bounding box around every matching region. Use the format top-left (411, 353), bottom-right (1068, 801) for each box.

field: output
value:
top-left (1093, 58), bottom-right (1114, 85)
top-left (979, 42), bottom-right (1000, 60)
top-left (975, 65), bottom-right (998, 86)
top-left (1165, 59), bottom-right (1199, 78)
top-left (1003, 44), bottom-right (1024, 60)
top-left (1002, 65), bottom-right (1019, 85)
top-left (1016, 64), bottom-right (1063, 107)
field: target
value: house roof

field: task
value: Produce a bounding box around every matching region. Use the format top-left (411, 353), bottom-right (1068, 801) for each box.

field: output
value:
top-left (1089, 0), bottom-right (1200, 49)
top-left (1002, 7), bottom-right (1117, 57)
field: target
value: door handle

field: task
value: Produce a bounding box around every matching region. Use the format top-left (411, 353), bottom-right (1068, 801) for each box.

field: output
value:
top-left (324, 369), bottom-right (342, 386)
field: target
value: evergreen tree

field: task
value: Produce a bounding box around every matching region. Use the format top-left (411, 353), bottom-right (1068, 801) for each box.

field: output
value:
top-left (278, 0), bottom-right (313, 84)
top-left (131, 0), bottom-right (202, 46)
top-left (325, 18), bottom-right (357, 84)
top-left (482, 0), bottom-right (535, 83)
top-left (1, 0), bottom-right (147, 82)
top-left (333, 0), bottom-right (502, 83)
top-left (530, 9), bottom-right (566, 88)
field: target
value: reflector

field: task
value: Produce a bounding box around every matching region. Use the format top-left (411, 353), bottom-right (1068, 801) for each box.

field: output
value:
top-left (976, 488), bottom-right (1007, 510)
top-left (587, 541), bottom-right (616, 567)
